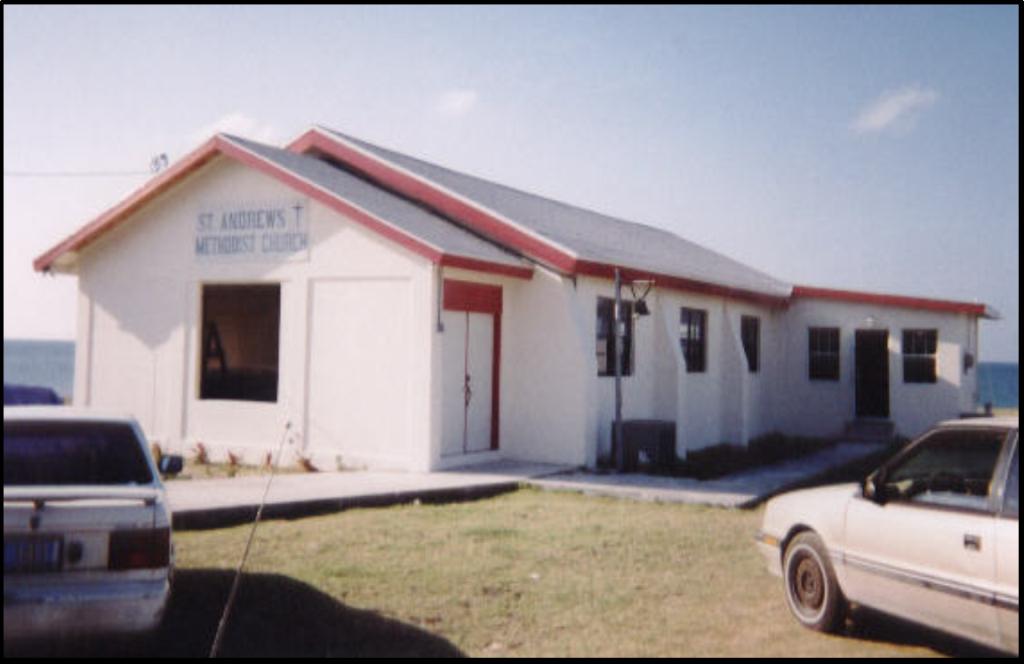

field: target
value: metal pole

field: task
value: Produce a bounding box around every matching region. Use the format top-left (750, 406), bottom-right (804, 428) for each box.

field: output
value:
top-left (614, 268), bottom-right (624, 472)
top-left (210, 421), bottom-right (293, 658)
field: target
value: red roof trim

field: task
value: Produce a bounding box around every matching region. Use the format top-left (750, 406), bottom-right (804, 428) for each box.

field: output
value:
top-left (792, 285), bottom-right (987, 316)
top-left (574, 260), bottom-right (790, 308)
top-left (440, 254), bottom-right (533, 280)
top-left (217, 138), bottom-right (443, 263)
top-left (34, 136), bottom-right (534, 281)
top-left (443, 279), bottom-right (503, 315)
top-left (289, 129), bottom-right (577, 273)
top-left (33, 137), bottom-right (222, 272)
top-left (289, 129), bottom-right (797, 303)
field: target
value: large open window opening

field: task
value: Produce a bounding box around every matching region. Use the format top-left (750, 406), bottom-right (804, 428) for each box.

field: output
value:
top-left (199, 284), bottom-right (281, 402)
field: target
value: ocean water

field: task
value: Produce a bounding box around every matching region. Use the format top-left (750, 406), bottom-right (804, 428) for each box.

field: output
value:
top-left (976, 361), bottom-right (1020, 410)
top-left (4, 339), bottom-right (76, 400)
top-left (3, 339), bottom-right (1020, 409)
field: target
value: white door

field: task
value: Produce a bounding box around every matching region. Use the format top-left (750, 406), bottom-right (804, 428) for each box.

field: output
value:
top-left (465, 312), bottom-right (494, 453)
top-left (440, 310), bottom-right (494, 456)
top-left (441, 310), bottom-right (467, 457)
top-left (844, 498), bottom-right (998, 645)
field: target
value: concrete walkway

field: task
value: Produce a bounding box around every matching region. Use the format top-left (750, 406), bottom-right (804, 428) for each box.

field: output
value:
top-left (167, 460), bottom-right (571, 529)
top-left (166, 444), bottom-right (887, 530)
top-left (530, 442), bottom-right (886, 508)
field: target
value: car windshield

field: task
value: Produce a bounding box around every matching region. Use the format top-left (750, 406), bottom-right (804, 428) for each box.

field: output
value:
top-left (3, 420), bottom-right (153, 486)
top-left (882, 427), bottom-right (1007, 509)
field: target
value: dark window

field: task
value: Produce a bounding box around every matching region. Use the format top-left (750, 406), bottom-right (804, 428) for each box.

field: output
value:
top-left (903, 329), bottom-right (938, 384)
top-left (1004, 443), bottom-right (1019, 519)
top-left (4, 421), bottom-right (153, 486)
top-left (200, 284), bottom-right (281, 402)
top-left (680, 308), bottom-right (707, 373)
top-left (741, 316), bottom-right (760, 373)
top-left (596, 297), bottom-right (633, 376)
top-left (883, 427), bottom-right (1006, 512)
top-left (809, 327), bottom-right (840, 381)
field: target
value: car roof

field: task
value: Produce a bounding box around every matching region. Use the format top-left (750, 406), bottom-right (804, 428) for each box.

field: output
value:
top-left (3, 406), bottom-right (140, 424)
top-left (936, 415), bottom-right (1018, 430)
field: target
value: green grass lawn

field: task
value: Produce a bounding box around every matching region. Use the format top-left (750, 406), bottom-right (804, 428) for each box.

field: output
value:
top-left (9, 489), bottom-right (996, 658)
top-left (158, 489), bottom-right (988, 658)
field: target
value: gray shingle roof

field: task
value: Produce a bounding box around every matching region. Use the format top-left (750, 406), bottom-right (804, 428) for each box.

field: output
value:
top-left (319, 127), bottom-right (793, 299)
top-left (224, 135), bottom-right (529, 270)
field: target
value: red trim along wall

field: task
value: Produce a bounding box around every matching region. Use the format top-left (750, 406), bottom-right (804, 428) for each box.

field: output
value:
top-left (574, 260), bottom-right (791, 308)
top-left (792, 286), bottom-right (987, 316)
top-left (439, 254), bottom-right (532, 280)
top-left (290, 130), bottom-right (796, 308)
top-left (443, 279), bottom-right (502, 451)
top-left (290, 130), bottom-right (578, 273)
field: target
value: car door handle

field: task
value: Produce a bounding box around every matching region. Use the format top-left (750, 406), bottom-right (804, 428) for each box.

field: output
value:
top-left (963, 534), bottom-right (982, 552)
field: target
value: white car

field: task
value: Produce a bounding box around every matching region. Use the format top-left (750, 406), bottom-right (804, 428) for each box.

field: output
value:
top-left (4, 407), bottom-right (182, 642)
top-left (757, 417), bottom-right (1018, 655)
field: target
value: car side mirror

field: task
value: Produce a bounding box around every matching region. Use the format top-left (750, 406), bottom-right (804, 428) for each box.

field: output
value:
top-left (863, 472), bottom-right (887, 505)
top-left (159, 454), bottom-right (184, 476)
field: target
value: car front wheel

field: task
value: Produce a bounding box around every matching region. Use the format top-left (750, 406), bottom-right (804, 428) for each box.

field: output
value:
top-left (782, 531), bottom-right (846, 633)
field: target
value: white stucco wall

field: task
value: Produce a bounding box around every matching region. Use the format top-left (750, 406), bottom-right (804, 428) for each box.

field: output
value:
top-left (776, 298), bottom-right (979, 439)
top-left (573, 279), bottom-right (781, 463)
top-left (67, 153), bottom-right (984, 474)
top-left (435, 266), bottom-right (591, 469)
top-left (567, 280), bottom-right (978, 460)
top-left (74, 156), bottom-right (436, 471)
top-left (650, 290), bottom-right (781, 457)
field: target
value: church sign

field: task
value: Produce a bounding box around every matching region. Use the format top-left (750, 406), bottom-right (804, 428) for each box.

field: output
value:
top-left (195, 200), bottom-right (310, 262)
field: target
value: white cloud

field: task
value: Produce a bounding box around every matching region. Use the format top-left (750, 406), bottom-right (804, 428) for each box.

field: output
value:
top-left (187, 113), bottom-right (281, 145)
top-left (435, 89), bottom-right (479, 118)
top-left (851, 85), bottom-right (939, 134)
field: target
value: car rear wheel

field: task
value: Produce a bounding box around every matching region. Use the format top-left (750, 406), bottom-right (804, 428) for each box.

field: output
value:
top-left (782, 531), bottom-right (846, 633)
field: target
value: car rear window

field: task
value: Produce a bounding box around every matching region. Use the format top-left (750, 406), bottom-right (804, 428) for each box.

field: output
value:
top-left (3, 421), bottom-right (153, 486)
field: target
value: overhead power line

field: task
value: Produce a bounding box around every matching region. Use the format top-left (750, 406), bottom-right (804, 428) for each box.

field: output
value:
top-left (4, 170), bottom-right (151, 178)
top-left (5, 153), bottom-right (170, 178)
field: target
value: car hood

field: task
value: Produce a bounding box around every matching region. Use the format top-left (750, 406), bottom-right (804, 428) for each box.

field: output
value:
top-left (762, 483), bottom-right (859, 545)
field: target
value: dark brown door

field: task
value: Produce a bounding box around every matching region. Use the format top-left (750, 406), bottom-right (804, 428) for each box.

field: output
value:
top-left (855, 330), bottom-right (890, 418)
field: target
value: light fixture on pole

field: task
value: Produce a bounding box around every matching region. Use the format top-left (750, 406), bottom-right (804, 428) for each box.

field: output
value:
top-left (630, 280), bottom-right (654, 316)
top-left (613, 273), bottom-right (655, 472)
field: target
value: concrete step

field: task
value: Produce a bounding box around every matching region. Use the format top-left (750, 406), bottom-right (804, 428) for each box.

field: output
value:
top-left (843, 419), bottom-right (895, 443)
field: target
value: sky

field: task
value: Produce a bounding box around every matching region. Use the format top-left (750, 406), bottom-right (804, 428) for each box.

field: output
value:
top-left (3, 5), bottom-right (1019, 362)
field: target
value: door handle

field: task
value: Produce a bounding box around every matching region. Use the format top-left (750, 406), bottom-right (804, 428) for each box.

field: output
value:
top-left (963, 534), bottom-right (982, 552)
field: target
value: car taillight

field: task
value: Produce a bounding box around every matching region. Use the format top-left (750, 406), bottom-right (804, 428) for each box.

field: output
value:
top-left (108, 528), bottom-right (171, 570)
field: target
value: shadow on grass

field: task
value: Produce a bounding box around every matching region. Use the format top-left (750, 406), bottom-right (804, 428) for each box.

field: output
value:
top-left (746, 442), bottom-right (901, 508)
top-left (5, 569), bottom-right (464, 658)
top-left (842, 606), bottom-right (1011, 658)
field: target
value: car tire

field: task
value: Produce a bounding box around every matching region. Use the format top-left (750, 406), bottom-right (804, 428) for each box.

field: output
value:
top-left (782, 531), bottom-right (846, 633)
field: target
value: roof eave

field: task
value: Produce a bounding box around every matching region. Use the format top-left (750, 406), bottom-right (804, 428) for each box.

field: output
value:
top-left (575, 260), bottom-right (791, 307)
top-left (287, 127), bottom-right (579, 274)
top-left (33, 136), bottom-right (224, 273)
top-left (792, 285), bottom-right (993, 317)
top-left (33, 133), bottom-right (534, 282)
